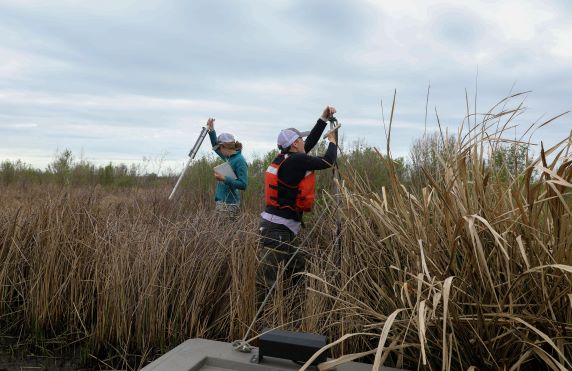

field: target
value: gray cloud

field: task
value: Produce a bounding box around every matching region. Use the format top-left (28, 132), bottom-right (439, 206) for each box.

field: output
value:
top-left (430, 6), bottom-right (484, 48)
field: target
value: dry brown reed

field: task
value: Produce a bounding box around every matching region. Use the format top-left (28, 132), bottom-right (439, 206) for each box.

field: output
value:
top-left (299, 100), bottom-right (572, 370)
top-left (0, 184), bottom-right (260, 368)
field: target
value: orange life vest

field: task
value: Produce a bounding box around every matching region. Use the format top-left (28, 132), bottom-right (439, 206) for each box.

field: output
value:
top-left (264, 154), bottom-right (316, 212)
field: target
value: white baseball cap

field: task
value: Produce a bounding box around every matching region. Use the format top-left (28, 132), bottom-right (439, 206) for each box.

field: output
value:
top-left (213, 132), bottom-right (235, 150)
top-left (277, 128), bottom-right (310, 149)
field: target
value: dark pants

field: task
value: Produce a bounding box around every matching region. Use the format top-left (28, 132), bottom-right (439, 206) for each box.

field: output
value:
top-left (257, 219), bottom-right (305, 300)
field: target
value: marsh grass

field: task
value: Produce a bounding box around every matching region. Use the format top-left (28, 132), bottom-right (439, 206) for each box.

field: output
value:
top-left (0, 95), bottom-right (571, 370)
top-left (298, 97), bottom-right (572, 370)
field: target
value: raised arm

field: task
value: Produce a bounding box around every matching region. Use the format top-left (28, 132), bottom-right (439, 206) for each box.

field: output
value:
top-left (299, 131), bottom-right (338, 170)
top-left (304, 106), bottom-right (336, 153)
top-left (206, 118), bottom-right (226, 160)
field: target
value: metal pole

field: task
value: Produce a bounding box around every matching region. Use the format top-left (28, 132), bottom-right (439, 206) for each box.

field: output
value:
top-left (168, 126), bottom-right (209, 200)
top-left (329, 117), bottom-right (342, 267)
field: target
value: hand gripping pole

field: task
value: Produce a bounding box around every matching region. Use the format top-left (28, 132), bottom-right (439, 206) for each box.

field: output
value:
top-left (168, 126), bottom-right (209, 200)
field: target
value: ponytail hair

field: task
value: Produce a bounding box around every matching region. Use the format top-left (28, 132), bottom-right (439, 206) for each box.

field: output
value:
top-left (221, 140), bottom-right (243, 151)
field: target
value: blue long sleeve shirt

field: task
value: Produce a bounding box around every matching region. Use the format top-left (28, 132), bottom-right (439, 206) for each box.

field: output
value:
top-left (209, 130), bottom-right (248, 204)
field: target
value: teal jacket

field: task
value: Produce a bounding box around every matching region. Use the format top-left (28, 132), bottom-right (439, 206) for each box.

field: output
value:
top-left (209, 130), bottom-right (248, 204)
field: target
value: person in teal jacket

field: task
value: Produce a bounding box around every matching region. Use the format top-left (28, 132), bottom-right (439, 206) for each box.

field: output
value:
top-left (206, 117), bottom-right (248, 219)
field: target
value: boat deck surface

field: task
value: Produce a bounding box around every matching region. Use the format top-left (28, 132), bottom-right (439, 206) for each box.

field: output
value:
top-left (141, 338), bottom-right (405, 371)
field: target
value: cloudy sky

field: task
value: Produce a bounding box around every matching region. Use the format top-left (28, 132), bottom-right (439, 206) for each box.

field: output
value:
top-left (1, 0), bottom-right (570, 173)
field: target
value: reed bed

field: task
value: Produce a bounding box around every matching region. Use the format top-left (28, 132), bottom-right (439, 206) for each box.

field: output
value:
top-left (0, 186), bottom-right (257, 367)
top-left (298, 103), bottom-right (572, 370)
top-left (0, 97), bottom-right (571, 370)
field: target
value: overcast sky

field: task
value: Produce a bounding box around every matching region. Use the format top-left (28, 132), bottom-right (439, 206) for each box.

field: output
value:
top-left (1, 0), bottom-right (571, 173)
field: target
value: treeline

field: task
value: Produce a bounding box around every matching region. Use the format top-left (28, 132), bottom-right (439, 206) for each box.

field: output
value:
top-left (0, 134), bottom-right (531, 192)
top-left (0, 149), bottom-right (166, 187)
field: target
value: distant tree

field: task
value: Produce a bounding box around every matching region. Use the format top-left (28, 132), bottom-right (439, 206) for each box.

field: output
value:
top-left (408, 132), bottom-right (457, 187)
top-left (490, 143), bottom-right (530, 182)
top-left (341, 146), bottom-right (405, 190)
top-left (71, 160), bottom-right (96, 185)
top-left (0, 160), bottom-right (16, 185)
top-left (48, 149), bottom-right (73, 185)
top-left (98, 163), bottom-right (114, 185)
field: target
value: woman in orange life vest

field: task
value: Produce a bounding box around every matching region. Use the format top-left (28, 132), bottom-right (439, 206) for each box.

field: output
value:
top-left (258, 105), bottom-right (338, 293)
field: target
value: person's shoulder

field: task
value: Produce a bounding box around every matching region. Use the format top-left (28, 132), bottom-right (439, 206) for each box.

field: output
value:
top-left (288, 153), bottom-right (317, 163)
top-left (239, 153), bottom-right (248, 166)
top-left (287, 152), bottom-right (310, 159)
top-left (283, 153), bottom-right (312, 167)
top-left (232, 151), bottom-right (248, 163)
